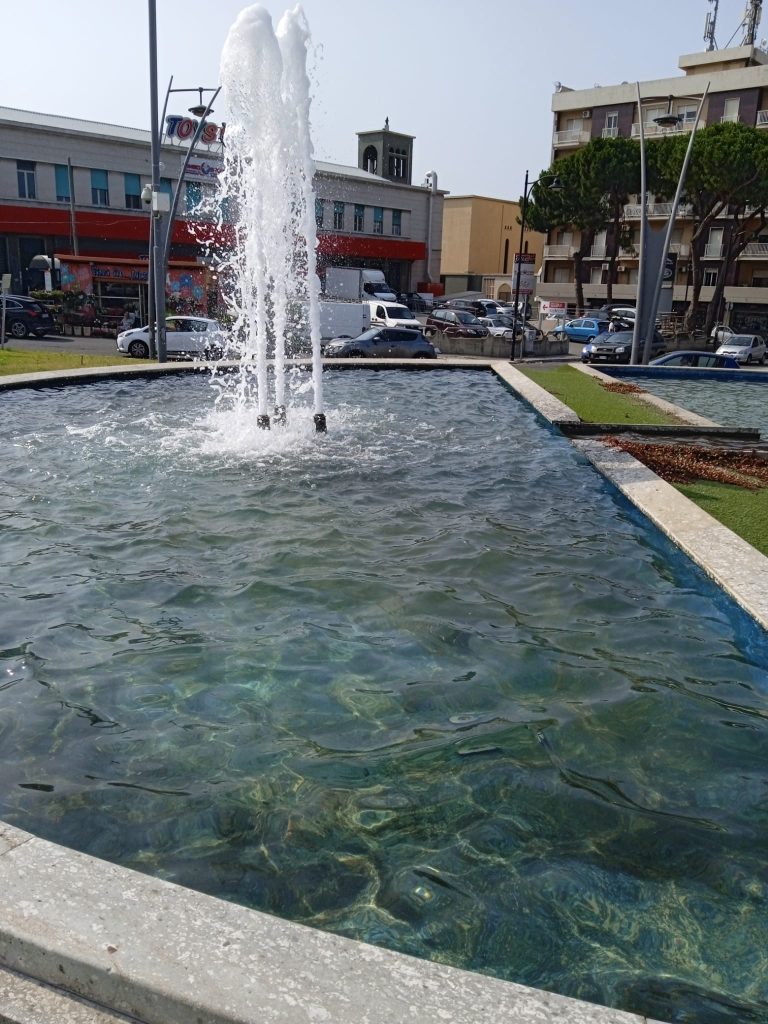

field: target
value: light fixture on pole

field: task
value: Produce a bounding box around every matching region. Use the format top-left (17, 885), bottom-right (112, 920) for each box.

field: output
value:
top-left (510, 172), bottom-right (561, 362)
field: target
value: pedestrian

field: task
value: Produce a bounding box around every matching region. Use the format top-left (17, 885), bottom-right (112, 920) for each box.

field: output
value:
top-left (608, 318), bottom-right (617, 333)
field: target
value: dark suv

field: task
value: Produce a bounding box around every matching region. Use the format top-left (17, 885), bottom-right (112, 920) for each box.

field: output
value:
top-left (425, 309), bottom-right (490, 338)
top-left (2, 295), bottom-right (56, 338)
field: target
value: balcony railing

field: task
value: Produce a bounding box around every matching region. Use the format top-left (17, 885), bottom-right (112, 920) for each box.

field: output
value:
top-left (740, 242), bottom-right (768, 257)
top-left (720, 113), bottom-right (740, 123)
top-left (704, 243), bottom-right (723, 258)
top-left (757, 110), bottom-right (768, 127)
top-left (552, 129), bottom-right (591, 147)
top-left (623, 202), bottom-right (693, 219)
top-left (589, 245), bottom-right (607, 258)
top-left (630, 119), bottom-right (704, 138)
top-left (601, 126), bottom-right (618, 138)
top-left (668, 242), bottom-right (690, 256)
top-left (543, 244), bottom-right (574, 258)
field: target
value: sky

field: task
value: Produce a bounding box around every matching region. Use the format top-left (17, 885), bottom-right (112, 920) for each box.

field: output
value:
top-left (1, 0), bottom-right (760, 199)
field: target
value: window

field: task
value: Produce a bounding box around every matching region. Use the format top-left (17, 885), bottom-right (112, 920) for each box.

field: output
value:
top-left (553, 267), bottom-right (570, 283)
top-left (160, 178), bottom-right (173, 200)
top-left (362, 145), bottom-right (378, 174)
top-left (315, 198), bottom-right (325, 228)
top-left (373, 207), bottom-right (383, 234)
top-left (333, 201), bottom-right (345, 230)
top-left (185, 181), bottom-right (203, 215)
top-left (604, 111), bottom-right (619, 137)
top-left (91, 169), bottom-right (109, 206)
top-left (392, 209), bottom-right (402, 236)
top-left (722, 97), bottom-right (740, 123)
top-left (124, 173), bottom-right (142, 210)
top-left (17, 161), bottom-right (36, 199)
top-left (703, 268), bottom-right (718, 286)
top-left (353, 204), bottom-right (364, 231)
top-left (590, 266), bottom-right (604, 284)
top-left (55, 165), bottom-right (71, 203)
top-left (677, 103), bottom-right (698, 125)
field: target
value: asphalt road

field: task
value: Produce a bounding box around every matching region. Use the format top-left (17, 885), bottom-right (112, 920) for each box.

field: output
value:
top-left (4, 333), bottom-right (120, 357)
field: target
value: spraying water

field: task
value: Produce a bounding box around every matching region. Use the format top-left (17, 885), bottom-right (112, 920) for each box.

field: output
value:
top-left (215, 4), bottom-right (324, 430)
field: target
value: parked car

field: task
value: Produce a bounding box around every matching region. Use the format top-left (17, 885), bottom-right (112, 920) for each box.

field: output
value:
top-left (397, 292), bottom-right (429, 312)
top-left (434, 297), bottom-right (476, 311)
top-left (650, 350), bottom-right (740, 369)
top-left (551, 317), bottom-right (611, 342)
top-left (477, 316), bottom-right (515, 338)
top-left (710, 323), bottom-right (736, 344)
top-left (116, 316), bottom-right (225, 359)
top-left (1, 295), bottom-right (56, 338)
top-left (425, 309), bottom-right (490, 338)
top-left (715, 333), bottom-right (766, 365)
top-left (581, 330), bottom-right (666, 364)
top-left (324, 327), bottom-right (436, 358)
top-left (469, 298), bottom-right (506, 318)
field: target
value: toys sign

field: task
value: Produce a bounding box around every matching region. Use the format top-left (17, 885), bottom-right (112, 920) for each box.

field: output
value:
top-left (165, 115), bottom-right (225, 146)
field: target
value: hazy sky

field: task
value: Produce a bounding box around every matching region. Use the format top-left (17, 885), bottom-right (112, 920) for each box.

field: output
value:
top-left (2, 0), bottom-right (757, 198)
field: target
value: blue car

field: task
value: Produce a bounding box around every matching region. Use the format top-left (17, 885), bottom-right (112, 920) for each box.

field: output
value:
top-left (552, 316), bottom-right (611, 342)
top-left (650, 350), bottom-right (740, 369)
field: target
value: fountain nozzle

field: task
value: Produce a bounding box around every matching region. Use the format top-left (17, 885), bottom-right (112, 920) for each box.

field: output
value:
top-left (314, 413), bottom-right (327, 434)
top-left (273, 404), bottom-right (287, 426)
top-left (257, 414), bottom-right (271, 430)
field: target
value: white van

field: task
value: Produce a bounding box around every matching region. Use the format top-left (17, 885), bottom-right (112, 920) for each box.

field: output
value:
top-left (367, 300), bottom-right (424, 330)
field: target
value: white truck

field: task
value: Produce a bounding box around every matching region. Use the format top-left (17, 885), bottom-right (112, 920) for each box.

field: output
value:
top-left (318, 299), bottom-right (371, 340)
top-left (366, 300), bottom-right (423, 331)
top-left (324, 267), bottom-right (397, 302)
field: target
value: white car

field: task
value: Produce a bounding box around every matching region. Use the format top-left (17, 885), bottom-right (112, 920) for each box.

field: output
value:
top-left (711, 324), bottom-right (736, 344)
top-left (116, 316), bottom-right (225, 359)
top-left (477, 316), bottom-right (515, 339)
top-left (715, 333), bottom-right (766, 365)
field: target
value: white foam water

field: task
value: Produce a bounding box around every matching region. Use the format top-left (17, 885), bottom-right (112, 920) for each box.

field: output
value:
top-left (215, 4), bottom-right (323, 424)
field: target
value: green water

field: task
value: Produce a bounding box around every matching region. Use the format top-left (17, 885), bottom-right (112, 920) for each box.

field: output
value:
top-left (1, 369), bottom-right (767, 1023)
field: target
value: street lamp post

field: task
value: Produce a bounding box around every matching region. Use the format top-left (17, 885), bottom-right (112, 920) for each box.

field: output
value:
top-left (511, 171), bottom-right (560, 362)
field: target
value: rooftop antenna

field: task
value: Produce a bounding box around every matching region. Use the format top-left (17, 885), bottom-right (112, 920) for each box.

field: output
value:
top-left (742, 0), bottom-right (763, 44)
top-left (704, 0), bottom-right (719, 49)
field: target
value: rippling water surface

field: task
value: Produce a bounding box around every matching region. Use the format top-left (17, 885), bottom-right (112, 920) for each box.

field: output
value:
top-left (1, 369), bottom-right (768, 1023)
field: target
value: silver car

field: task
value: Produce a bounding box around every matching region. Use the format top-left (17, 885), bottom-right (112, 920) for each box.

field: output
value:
top-left (324, 327), bottom-right (436, 358)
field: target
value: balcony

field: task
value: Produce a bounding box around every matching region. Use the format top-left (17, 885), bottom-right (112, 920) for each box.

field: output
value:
top-left (720, 113), bottom-right (740, 123)
top-left (669, 242), bottom-right (690, 256)
top-left (630, 119), bottom-right (704, 138)
top-left (588, 245), bottom-right (607, 259)
top-left (740, 242), bottom-right (768, 258)
top-left (623, 202), bottom-right (693, 219)
top-left (704, 243), bottom-right (723, 258)
top-left (757, 110), bottom-right (768, 127)
top-left (543, 244), bottom-right (574, 258)
top-left (552, 128), bottom-right (591, 147)
top-left (601, 126), bottom-right (618, 138)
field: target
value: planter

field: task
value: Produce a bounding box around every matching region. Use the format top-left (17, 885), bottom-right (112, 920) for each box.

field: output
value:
top-left (64, 324), bottom-right (73, 336)
top-left (83, 326), bottom-right (92, 337)
top-left (73, 325), bottom-right (82, 337)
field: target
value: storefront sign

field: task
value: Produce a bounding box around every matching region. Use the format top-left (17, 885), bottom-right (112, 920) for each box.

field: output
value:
top-left (92, 265), bottom-right (149, 282)
top-left (186, 161), bottom-right (222, 181)
top-left (165, 115), bottom-right (225, 146)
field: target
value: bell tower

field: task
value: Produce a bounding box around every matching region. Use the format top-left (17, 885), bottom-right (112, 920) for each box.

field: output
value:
top-left (357, 119), bottom-right (414, 185)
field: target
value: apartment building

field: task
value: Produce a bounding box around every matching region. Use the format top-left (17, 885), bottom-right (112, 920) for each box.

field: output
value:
top-left (0, 109), bottom-right (443, 320)
top-left (539, 44), bottom-right (768, 332)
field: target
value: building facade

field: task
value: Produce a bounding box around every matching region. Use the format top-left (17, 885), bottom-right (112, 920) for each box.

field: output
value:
top-left (540, 45), bottom-right (768, 332)
top-left (0, 108), bottom-right (443, 321)
top-left (440, 195), bottom-right (546, 298)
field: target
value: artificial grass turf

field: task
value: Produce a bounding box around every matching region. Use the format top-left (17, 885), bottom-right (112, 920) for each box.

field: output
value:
top-left (676, 481), bottom-right (768, 556)
top-left (0, 348), bottom-right (150, 375)
top-left (517, 364), bottom-right (683, 425)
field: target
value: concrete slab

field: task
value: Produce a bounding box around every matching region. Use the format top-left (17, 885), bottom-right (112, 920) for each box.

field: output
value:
top-left (0, 964), bottom-right (143, 1024)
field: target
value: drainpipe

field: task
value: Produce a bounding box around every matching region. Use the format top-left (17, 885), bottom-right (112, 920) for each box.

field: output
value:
top-left (424, 171), bottom-right (437, 283)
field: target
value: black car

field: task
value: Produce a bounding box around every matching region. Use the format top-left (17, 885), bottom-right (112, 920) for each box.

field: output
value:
top-left (582, 330), bottom-right (666, 364)
top-left (2, 295), bottom-right (56, 338)
top-left (324, 327), bottom-right (437, 358)
top-left (397, 292), bottom-right (428, 313)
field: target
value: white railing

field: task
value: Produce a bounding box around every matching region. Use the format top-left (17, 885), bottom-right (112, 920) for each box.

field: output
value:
top-left (623, 202), bottom-right (693, 218)
top-left (602, 126), bottom-right (618, 138)
top-left (704, 243), bottom-right (723, 258)
top-left (552, 129), bottom-right (590, 146)
top-left (720, 113), bottom-right (740, 123)
top-left (740, 242), bottom-right (768, 256)
top-left (668, 242), bottom-right (690, 256)
top-left (757, 110), bottom-right (768, 127)
top-left (589, 245), bottom-right (607, 258)
top-left (543, 244), bottom-right (574, 258)
top-left (630, 119), bottom-right (704, 138)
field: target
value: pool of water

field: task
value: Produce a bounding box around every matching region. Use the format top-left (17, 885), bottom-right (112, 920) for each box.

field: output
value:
top-left (620, 373), bottom-right (767, 433)
top-left (2, 369), bottom-right (768, 1023)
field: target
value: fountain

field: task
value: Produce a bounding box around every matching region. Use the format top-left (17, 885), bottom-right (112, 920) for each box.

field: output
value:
top-left (1, 7), bottom-right (768, 1024)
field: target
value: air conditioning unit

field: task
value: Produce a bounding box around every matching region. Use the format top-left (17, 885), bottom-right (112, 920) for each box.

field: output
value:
top-left (582, 109), bottom-right (592, 118)
top-left (618, 265), bottom-right (627, 272)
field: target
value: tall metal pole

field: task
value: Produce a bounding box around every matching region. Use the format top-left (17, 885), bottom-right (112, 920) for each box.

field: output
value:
top-left (630, 84), bottom-right (648, 365)
top-left (66, 158), bottom-right (79, 256)
top-left (148, 0), bottom-right (166, 362)
top-left (510, 169), bottom-right (529, 362)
